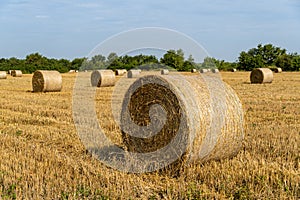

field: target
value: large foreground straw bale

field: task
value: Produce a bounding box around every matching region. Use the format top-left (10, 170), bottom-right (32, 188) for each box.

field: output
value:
top-left (120, 75), bottom-right (244, 169)
top-left (91, 70), bottom-right (115, 87)
top-left (32, 70), bottom-right (62, 92)
top-left (11, 70), bottom-right (22, 77)
top-left (0, 71), bottom-right (7, 79)
top-left (250, 68), bottom-right (273, 84)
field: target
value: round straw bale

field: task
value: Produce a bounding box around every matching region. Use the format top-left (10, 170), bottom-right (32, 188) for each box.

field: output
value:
top-left (120, 74), bottom-right (244, 168)
top-left (11, 70), bottom-right (22, 77)
top-left (230, 68), bottom-right (237, 72)
top-left (32, 70), bottom-right (62, 92)
top-left (161, 69), bottom-right (169, 75)
top-left (212, 68), bottom-right (219, 73)
top-left (273, 68), bottom-right (282, 73)
top-left (200, 69), bottom-right (208, 73)
top-left (0, 71), bottom-right (7, 79)
top-left (127, 70), bottom-right (141, 78)
top-left (115, 69), bottom-right (127, 76)
top-left (250, 68), bottom-right (273, 84)
top-left (91, 70), bottom-right (115, 87)
top-left (191, 69), bottom-right (197, 73)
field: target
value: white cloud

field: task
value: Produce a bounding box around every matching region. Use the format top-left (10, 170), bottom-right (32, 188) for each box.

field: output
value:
top-left (35, 15), bottom-right (49, 19)
top-left (75, 3), bottom-right (102, 8)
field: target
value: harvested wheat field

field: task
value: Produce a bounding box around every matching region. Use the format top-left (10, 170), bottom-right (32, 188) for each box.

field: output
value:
top-left (0, 72), bottom-right (299, 199)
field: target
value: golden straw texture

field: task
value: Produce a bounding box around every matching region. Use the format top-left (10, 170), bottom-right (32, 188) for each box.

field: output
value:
top-left (120, 74), bottom-right (244, 166)
top-left (200, 69), bottom-right (208, 73)
top-left (250, 68), bottom-right (273, 84)
top-left (11, 70), bottom-right (22, 77)
top-left (115, 69), bottom-right (127, 76)
top-left (127, 70), bottom-right (141, 78)
top-left (91, 70), bottom-right (116, 87)
top-left (274, 68), bottom-right (282, 73)
top-left (161, 69), bottom-right (169, 75)
top-left (32, 70), bottom-right (62, 92)
top-left (0, 71), bottom-right (7, 79)
top-left (212, 69), bottom-right (219, 73)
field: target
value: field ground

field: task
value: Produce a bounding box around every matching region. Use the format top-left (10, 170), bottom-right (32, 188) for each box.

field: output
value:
top-left (0, 72), bottom-right (299, 199)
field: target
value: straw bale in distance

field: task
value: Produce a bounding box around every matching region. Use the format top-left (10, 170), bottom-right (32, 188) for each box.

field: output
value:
top-left (120, 74), bottom-right (244, 168)
top-left (91, 70), bottom-right (116, 87)
top-left (127, 70), bottom-right (141, 78)
top-left (32, 70), bottom-right (62, 92)
top-left (11, 70), bottom-right (22, 77)
top-left (273, 68), bottom-right (282, 73)
top-left (269, 66), bottom-right (282, 73)
top-left (200, 69), bottom-right (208, 73)
top-left (161, 69), bottom-right (169, 75)
top-left (230, 68), bottom-right (237, 72)
top-left (191, 69), bottom-right (197, 73)
top-left (212, 68), bottom-right (219, 73)
top-left (0, 71), bottom-right (7, 79)
top-left (250, 68), bottom-right (273, 84)
top-left (115, 69), bottom-right (127, 76)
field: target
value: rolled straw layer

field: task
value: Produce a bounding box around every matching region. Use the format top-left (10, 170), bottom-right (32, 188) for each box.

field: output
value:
top-left (120, 74), bottom-right (244, 166)
top-left (11, 70), bottom-right (22, 77)
top-left (127, 70), bottom-right (141, 78)
top-left (91, 70), bottom-right (116, 87)
top-left (115, 69), bottom-right (127, 76)
top-left (0, 71), bottom-right (7, 79)
top-left (250, 68), bottom-right (273, 84)
top-left (32, 70), bottom-right (62, 92)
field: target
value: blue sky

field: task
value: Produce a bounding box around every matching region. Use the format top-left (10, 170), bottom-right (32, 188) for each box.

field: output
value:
top-left (0, 0), bottom-right (299, 61)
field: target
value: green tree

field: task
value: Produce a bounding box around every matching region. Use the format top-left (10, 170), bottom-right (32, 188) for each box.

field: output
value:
top-left (201, 57), bottom-right (216, 69)
top-left (275, 54), bottom-right (292, 71)
top-left (183, 60), bottom-right (194, 71)
top-left (107, 52), bottom-right (118, 64)
top-left (291, 54), bottom-right (300, 71)
top-left (238, 44), bottom-right (286, 71)
top-left (71, 58), bottom-right (85, 70)
top-left (91, 55), bottom-right (106, 69)
top-left (160, 49), bottom-right (185, 71)
top-left (25, 53), bottom-right (49, 73)
top-left (187, 54), bottom-right (195, 63)
top-left (57, 58), bottom-right (71, 73)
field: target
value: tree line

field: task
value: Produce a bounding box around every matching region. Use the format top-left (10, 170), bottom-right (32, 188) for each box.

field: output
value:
top-left (0, 53), bottom-right (84, 74)
top-left (237, 44), bottom-right (300, 71)
top-left (0, 43), bottom-right (299, 73)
